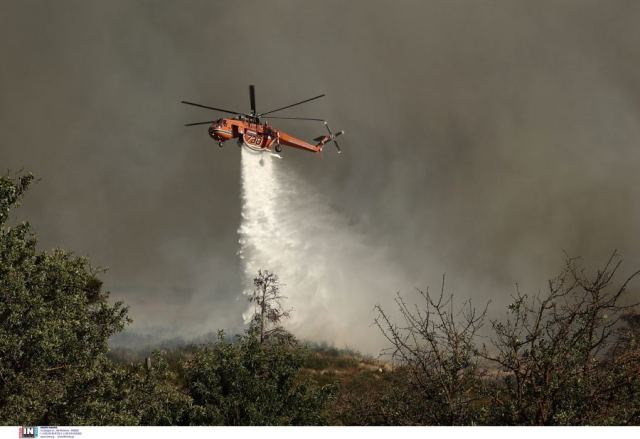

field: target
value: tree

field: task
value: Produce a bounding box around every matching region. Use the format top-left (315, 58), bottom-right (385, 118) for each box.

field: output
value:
top-left (52, 351), bottom-right (193, 425)
top-left (182, 271), bottom-right (335, 425)
top-left (0, 173), bottom-right (125, 423)
top-left (0, 172), bottom-right (190, 425)
top-left (373, 255), bottom-right (640, 425)
top-left (482, 253), bottom-right (640, 425)
top-left (183, 331), bottom-right (334, 425)
top-left (248, 270), bottom-right (290, 344)
top-left (374, 277), bottom-right (487, 425)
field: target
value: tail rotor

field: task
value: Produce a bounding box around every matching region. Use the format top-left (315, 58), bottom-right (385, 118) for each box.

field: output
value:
top-left (323, 121), bottom-right (344, 154)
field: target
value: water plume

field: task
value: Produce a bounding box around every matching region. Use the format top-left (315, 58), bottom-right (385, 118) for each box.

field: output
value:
top-left (237, 148), bottom-right (410, 353)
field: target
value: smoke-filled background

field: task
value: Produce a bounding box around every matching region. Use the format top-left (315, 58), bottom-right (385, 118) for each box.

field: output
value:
top-left (2, 1), bottom-right (640, 352)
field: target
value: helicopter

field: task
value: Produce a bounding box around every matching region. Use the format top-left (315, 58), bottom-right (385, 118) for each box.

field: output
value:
top-left (182, 85), bottom-right (344, 155)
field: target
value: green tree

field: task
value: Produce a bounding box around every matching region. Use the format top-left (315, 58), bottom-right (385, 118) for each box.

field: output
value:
top-left (184, 331), bottom-right (334, 425)
top-left (0, 173), bottom-right (125, 423)
top-left (182, 271), bottom-right (335, 425)
top-left (49, 351), bottom-right (192, 425)
top-left (0, 172), bottom-right (191, 425)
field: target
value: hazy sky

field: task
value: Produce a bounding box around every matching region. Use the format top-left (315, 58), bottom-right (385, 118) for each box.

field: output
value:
top-left (2, 1), bottom-right (640, 346)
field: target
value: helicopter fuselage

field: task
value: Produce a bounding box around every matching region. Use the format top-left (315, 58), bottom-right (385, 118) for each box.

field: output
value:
top-left (208, 117), bottom-right (325, 153)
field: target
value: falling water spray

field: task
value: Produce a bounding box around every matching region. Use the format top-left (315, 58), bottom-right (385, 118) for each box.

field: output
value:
top-left (237, 148), bottom-right (410, 353)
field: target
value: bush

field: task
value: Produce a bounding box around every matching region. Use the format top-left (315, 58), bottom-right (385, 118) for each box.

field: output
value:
top-left (183, 331), bottom-right (335, 425)
top-left (482, 253), bottom-right (640, 425)
top-left (372, 254), bottom-right (640, 425)
top-left (374, 278), bottom-right (487, 425)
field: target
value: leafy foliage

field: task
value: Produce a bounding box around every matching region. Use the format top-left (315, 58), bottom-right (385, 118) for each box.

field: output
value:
top-left (183, 331), bottom-right (335, 425)
top-left (183, 269), bottom-right (334, 425)
top-left (0, 173), bottom-right (130, 424)
top-left (52, 352), bottom-right (193, 425)
top-left (0, 173), bottom-right (190, 425)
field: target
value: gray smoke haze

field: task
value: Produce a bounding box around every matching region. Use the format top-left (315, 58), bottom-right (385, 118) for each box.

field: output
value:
top-left (2, 1), bottom-right (640, 350)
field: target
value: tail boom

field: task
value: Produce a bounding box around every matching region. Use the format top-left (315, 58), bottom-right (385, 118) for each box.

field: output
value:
top-left (277, 131), bottom-right (323, 153)
top-left (271, 123), bottom-right (345, 155)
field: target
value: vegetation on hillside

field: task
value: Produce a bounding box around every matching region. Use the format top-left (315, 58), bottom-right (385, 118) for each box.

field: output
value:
top-left (1, 172), bottom-right (639, 425)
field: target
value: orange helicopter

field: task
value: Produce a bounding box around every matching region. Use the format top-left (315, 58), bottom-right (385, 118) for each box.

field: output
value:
top-left (182, 85), bottom-right (344, 155)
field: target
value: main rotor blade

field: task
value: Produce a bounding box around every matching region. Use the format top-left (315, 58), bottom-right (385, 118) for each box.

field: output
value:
top-left (264, 116), bottom-right (326, 122)
top-left (184, 121), bottom-right (216, 126)
top-left (258, 94), bottom-right (325, 117)
top-left (181, 100), bottom-right (244, 116)
top-left (249, 85), bottom-right (256, 115)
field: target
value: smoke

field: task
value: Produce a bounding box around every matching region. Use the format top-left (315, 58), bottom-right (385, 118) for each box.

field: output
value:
top-left (238, 148), bottom-right (410, 353)
top-left (3, 1), bottom-right (640, 350)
